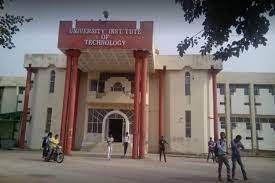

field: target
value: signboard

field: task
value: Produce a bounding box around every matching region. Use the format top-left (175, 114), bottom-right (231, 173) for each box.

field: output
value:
top-left (58, 21), bottom-right (153, 51)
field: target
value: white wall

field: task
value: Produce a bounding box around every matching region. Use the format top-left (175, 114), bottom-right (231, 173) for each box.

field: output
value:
top-left (232, 123), bottom-right (252, 149)
top-left (28, 67), bottom-right (65, 149)
top-left (0, 87), bottom-right (17, 113)
top-left (231, 88), bottom-right (250, 114)
top-left (255, 89), bottom-right (275, 115)
top-left (165, 69), bottom-right (210, 154)
top-left (257, 123), bottom-right (275, 151)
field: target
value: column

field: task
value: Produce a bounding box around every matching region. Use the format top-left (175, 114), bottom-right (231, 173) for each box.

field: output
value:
top-left (132, 51), bottom-right (141, 159)
top-left (249, 83), bottom-right (257, 151)
top-left (64, 49), bottom-right (81, 155)
top-left (139, 51), bottom-right (149, 159)
top-left (72, 70), bottom-right (80, 150)
top-left (19, 65), bottom-right (32, 148)
top-left (225, 83), bottom-right (232, 147)
top-left (159, 66), bottom-right (166, 139)
top-left (212, 69), bottom-right (219, 141)
top-left (60, 54), bottom-right (72, 149)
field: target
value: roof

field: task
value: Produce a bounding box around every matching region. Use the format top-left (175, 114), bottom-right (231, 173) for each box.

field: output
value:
top-left (0, 76), bottom-right (26, 87)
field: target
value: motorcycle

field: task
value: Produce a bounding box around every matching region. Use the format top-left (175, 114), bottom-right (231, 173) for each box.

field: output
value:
top-left (44, 144), bottom-right (64, 163)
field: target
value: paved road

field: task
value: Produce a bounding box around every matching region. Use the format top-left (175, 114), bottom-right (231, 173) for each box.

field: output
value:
top-left (0, 150), bottom-right (274, 183)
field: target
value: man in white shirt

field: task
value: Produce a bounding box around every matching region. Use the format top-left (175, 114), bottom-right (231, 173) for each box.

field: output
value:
top-left (107, 134), bottom-right (114, 160)
top-left (123, 132), bottom-right (130, 158)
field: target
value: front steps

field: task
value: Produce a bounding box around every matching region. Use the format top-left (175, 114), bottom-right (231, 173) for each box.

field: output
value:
top-left (81, 142), bottom-right (132, 155)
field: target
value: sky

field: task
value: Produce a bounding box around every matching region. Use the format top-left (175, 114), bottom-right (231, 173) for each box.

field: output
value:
top-left (0, 0), bottom-right (275, 76)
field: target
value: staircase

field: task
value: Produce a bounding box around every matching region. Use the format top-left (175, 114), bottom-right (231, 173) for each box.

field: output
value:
top-left (81, 142), bottom-right (132, 155)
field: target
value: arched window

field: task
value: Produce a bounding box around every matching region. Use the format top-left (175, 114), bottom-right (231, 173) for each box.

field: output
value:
top-left (112, 82), bottom-right (124, 92)
top-left (49, 70), bottom-right (55, 93)
top-left (185, 72), bottom-right (191, 96)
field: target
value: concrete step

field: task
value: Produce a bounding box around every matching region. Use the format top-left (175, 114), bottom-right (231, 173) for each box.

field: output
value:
top-left (81, 142), bottom-right (132, 154)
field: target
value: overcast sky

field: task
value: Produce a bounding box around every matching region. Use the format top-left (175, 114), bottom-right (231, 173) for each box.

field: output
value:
top-left (1, 0), bottom-right (275, 76)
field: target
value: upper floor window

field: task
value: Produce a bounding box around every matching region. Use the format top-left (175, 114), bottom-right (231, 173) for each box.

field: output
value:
top-left (49, 70), bottom-right (55, 93)
top-left (45, 107), bottom-right (52, 133)
top-left (19, 87), bottom-right (25, 94)
top-left (90, 80), bottom-right (105, 93)
top-left (112, 82), bottom-right (124, 92)
top-left (217, 84), bottom-right (225, 95)
top-left (185, 72), bottom-right (191, 96)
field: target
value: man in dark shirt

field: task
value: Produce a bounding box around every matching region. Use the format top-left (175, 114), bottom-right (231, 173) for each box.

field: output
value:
top-left (159, 136), bottom-right (168, 162)
top-left (207, 137), bottom-right (215, 162)
top-left (231, 135), bottom-right (248, 181)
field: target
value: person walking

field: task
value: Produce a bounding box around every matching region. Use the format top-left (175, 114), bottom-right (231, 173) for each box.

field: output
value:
top-left (216, 132), bottom-right (233, 182)
top-left (159, 136), bottom-right (168, 162)
top-left (122, 132), bottom-right (130, 158)
top-left (107, 134), bottom-right (114, 160)
top-left (207, 137), bottom-right (215, 162)
top-left (231, 135), bottom-right (248, 181)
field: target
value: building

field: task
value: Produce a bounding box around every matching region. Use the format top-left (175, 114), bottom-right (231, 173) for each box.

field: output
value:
top-left (0, 76), bottom-right (27, 145)
top-left (0, 76), bottom-right (26, 113)
top-left (18, 20), bottom-right (275, 157)
top-left (217, 73), bottom-right (275, 151)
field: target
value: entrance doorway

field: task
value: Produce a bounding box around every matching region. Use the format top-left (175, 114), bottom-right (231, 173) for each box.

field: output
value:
top-left (109, 119), bottom-right (123, 142)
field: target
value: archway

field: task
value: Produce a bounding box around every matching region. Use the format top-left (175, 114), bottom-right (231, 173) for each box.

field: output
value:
top-left (102, 110), bottom-right (130, 142)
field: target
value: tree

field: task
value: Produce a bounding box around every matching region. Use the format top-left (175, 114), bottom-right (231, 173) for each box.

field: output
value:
top-left (0, 0), bottom-right (32, 49)
top-left (176, 0), bottom-right (275, 61)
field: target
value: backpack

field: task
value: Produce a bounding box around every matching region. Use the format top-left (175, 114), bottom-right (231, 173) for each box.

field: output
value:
top-left (214, 140), bottom-right (220, 156)
top-left (42, 137), bottom-right (47, 148)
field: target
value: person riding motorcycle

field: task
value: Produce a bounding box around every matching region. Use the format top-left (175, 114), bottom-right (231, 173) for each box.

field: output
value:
top-left (42, 132), bottom-right (52, 158)
top-left (47, 134), bottom-right (60, 160)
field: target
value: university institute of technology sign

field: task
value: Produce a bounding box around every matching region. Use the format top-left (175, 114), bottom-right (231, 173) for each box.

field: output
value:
top-left (58, 21), bottom-right (153, 50)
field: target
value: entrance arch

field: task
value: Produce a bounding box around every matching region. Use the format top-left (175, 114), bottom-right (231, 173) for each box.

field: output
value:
top-left (102, 110), bottom-right (130, 142)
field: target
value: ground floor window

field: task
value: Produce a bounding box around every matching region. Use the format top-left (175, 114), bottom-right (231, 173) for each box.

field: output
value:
top-left (87, 109), bottom-right (134, 135)
top-left (87, 109), bottom-right (110, 133)
top-left (45, 108), bottom-right (52, 133)
top-left (185, 111), bottom-right (191, 138)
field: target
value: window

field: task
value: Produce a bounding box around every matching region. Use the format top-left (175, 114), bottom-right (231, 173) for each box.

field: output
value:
top-left (231, 122), bottom-right (237, 129)
top-left (219, 116), bottom-right (226, 129)
top-left (217, 84), bottom-right (225, 95)
top-left (185, 111), bottom-right (191, 137)
top-left (244, 86), bottom-right (249, 95)
top-left (19, 87), bottom-right (25, 94)
top-left (45, 108), bottom-right (52, 133)
top-left (255, 88), bottom-right (259, 95)
top-left (98, 81), bottom-right (105, 93)
top-left (87, 109), bottom-right (105, 133)
top-left (112, 82), bottom-right (124, 92)
top-left (185, 72), bottom-right (191, 96)
top-left (90, 80), bottom-right (98, 91)
top-left (230, 85), bottom-right (236, 95)
top-left (236, 117), bottom-right (243, 122)
top-left (256, 123), bottom-right (261, 130)
top-left (246, 122), bottom-right (252, 130)
top-left (49, 70), bottom-right (55, 93)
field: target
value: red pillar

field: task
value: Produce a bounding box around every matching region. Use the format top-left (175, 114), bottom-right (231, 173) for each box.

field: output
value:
top-left (72, 70), bottom-right (80, 149)
top-left (64, 49), bottom-right (81, 155)
top-left (139, 51), bottom-right (149, 159)
top-left (132, 51), bottom-right (141, 159)
top-left (212, 69), bottom-right (219, 141)
top-left (60, 55), bottom-right (72, 149)
top-left (159, 66), bottom-right (166, 140)
top-left (19, 65), bottom-right (32, 148)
